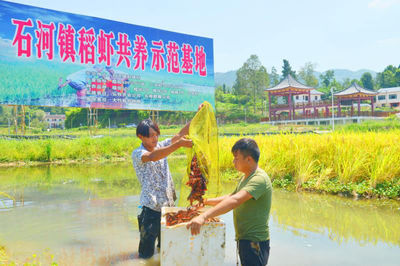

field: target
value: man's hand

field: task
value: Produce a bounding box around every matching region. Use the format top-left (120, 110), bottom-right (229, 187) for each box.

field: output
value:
top-left (186, 214), bottom-right (206, 235)
top-left (198, 103), bottom-right (205, 111)
top-left (178, 137), bottom-right (193, 148)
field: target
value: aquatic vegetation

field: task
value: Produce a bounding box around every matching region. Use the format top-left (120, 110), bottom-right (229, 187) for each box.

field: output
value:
top-left (218, 131), bottom-right (400, 198)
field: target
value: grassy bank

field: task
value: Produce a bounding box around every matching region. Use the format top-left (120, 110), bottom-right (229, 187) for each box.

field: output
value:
top-left (1, 130), bottom-right (400, 199)
top-left (338, 117), bottom-right (400, 132)
top-left (0, 122), bottom-right (316, 137)
top-left (0, 137), bottom-right (141, 164)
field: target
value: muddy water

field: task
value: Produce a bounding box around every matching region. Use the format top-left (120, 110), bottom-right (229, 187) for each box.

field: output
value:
top-left (0, 161), bottom-right (399, 265)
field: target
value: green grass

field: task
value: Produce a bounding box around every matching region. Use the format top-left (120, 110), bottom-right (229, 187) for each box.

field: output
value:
top-left (0, 137), bottom-right (141, 163)
top-left (0, 122), bottom-right (319, 137)
top-left (0, 62), bottom-right (81, 101)
top-left (337, 118), bottom-right (400, 132)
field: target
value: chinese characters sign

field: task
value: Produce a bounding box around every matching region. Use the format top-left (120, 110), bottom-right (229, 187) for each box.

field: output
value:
top-left (0, 0), bottom-right (214, 111)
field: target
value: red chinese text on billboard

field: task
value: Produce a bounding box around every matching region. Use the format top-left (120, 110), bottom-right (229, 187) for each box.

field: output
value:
top-left (11, 18), bottom-right (33, 57)
top-left (10, 20), bottom-right (208, 76)
top-left (181, 43), bottom-right (193, 74)
top-left (35, 20), bottom-right (55, 60)
top-left (116, 32), bottom-right (132, 68)
top-left (78, 27), bottom-right (96, 64)
top-left (166, 41), bottom-right (180, 74)
top-left (58, 23), bottom-right (76, 62)
top-left (133, 35), bottom-right (148, 71)
top-left (151, 40), bottom-right (165, 72)
top-left (195, 46), bottom-right (207, 76)
top-left (97, 30), bottom-right (115, 66)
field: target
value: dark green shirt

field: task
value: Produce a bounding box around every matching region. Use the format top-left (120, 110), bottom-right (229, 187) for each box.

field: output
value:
top-left (233, 168), bottom-right (272, 242)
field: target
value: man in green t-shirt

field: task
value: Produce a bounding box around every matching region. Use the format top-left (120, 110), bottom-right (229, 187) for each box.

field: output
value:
top-left (187, 138), bottom-right (272, 266)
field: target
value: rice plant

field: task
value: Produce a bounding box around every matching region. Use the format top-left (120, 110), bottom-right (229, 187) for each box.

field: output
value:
top-left (218, 130), bottom-right (400, 196)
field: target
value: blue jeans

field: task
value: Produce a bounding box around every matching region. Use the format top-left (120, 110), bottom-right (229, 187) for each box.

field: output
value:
top-left (137, 206), bottom-right (161, 258)
top-left (238, 239), bottom-right (270, 266)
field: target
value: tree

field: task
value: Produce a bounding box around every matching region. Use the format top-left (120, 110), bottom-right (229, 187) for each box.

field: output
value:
top-left (31, 118), bottom-right (47, 131)
top-left (0, 106), bottom-right (13, 125)
top-left (298, 62), bottom-right (318, 87)
top-left (319, 70), bottom-right (335, 88)
top-left (232, 55), bottom-right (270, 113)
top-left (376, 65), bottom-right (399, 88)
top-left (32, 109), bottom-right (46, 121)
top-left (342, 78), bottom-right (352, 89)
top-left (360, 72), bottom-right (374, 91)
top-left (30, 109), bottom-right (47, 130)
top-left (270, 67), bottom-right (279, 86)
top-left (281, 59), bottom-right (296, 79)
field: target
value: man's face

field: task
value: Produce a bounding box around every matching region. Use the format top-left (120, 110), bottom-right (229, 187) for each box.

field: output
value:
top-left (138, 127), bottom-right (159, 150)
top-left (232, 150), bottom-right (249, 173)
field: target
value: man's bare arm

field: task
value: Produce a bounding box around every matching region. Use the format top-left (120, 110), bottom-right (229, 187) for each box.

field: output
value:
top-left (187, 190), bottom-right (253, 235)
top-left (142, 138), bottom-right (192, 162)
top-left (203, 195), bottom-right (229, 206)
top-left (171, 122), bottom-right (190, 144)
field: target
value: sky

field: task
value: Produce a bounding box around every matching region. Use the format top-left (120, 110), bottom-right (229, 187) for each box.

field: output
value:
top-left (3, 0), bottom-right (400, 73)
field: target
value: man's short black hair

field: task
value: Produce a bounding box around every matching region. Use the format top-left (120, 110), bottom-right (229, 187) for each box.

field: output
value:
top-left (231, 138), bottom-right (260, 163)
top-left (136, 119), bottom-right (160, 137)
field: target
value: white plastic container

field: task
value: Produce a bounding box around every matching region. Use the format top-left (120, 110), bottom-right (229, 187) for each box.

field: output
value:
top-left (160, 207), bottom-right (226, 266)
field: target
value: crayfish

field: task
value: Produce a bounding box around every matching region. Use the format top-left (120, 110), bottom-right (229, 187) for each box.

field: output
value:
top-left (164, 154), bottom-right (218, 227)
top-left (165, 207), bottom-right (220, 226)
top-left (186, 156), bottom-right (207, 206)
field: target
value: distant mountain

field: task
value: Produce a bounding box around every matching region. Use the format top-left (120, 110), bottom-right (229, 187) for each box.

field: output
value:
top-left (214, 70), bottom-right (237, 88)
top-left (214, 68), bottom-right (377, 88)
top-left (315, 69), bottom-right (377, 83)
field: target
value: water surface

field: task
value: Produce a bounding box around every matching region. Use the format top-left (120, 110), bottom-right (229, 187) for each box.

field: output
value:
top-left (0, 161), bottom-right (399, 265)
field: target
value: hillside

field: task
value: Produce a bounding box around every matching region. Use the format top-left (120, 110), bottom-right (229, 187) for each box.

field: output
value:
top-left (215, 68), bottom-right (377, 88)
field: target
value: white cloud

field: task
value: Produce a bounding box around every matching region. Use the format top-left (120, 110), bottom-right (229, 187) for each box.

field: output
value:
top-left (368, 0), bottom-right (400, 9)
top-left (376, 37), bottom-right (400, 46)
top-left (0, 36), bottom-right (12, 47)
top-left (0, 36), bottom-right (16, 56)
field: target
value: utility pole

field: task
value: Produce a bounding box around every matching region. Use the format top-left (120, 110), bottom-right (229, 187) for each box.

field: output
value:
top-left (331, 87), bottom-right (335, 131)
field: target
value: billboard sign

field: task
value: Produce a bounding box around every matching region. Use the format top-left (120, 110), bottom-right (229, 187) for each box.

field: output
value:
top-left (0, 0), bottom-right (214, 111)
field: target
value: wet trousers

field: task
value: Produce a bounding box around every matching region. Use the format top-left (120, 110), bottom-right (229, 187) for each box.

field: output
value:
top-left (238, 239), bottom-right (270, 266)
top-left (137, 206), bottom-right (161, 258)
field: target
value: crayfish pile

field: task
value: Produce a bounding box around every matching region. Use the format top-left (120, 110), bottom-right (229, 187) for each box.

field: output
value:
top-left (186, 156), bottom-right (207, 206)
top-left (165, 207), bottom-right (220, 226)
top-left (164, 154), bottom-right (218, 227)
